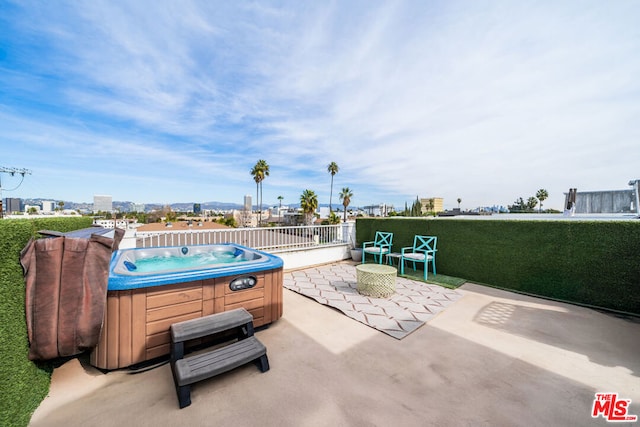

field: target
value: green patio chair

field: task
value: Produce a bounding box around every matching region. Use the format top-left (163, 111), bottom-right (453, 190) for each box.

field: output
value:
top-left (362, 231), bottom-right (393, 264)
top-left (400, 235), bottom-right (437, 280)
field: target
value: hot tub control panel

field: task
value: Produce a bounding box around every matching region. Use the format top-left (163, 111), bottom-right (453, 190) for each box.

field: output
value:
top-left (229, 275), bottom-right (258, 291)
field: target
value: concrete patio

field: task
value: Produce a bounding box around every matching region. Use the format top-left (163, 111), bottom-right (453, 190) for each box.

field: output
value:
top-left (30, 262), bottom-right (640, 427)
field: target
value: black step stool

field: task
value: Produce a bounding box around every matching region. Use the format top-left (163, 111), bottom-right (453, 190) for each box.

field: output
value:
top-left (170, 308), bottom-right (269, 408)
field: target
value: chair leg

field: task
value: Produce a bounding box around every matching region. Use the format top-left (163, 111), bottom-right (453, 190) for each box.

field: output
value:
top-left (424, 261), bottom-right (427, 281)
top-left (400, 258), bottom-right (405, 275)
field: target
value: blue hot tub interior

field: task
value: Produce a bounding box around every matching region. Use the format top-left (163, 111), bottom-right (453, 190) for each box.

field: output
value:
top-left (109, 243), bottom-right (283, 290)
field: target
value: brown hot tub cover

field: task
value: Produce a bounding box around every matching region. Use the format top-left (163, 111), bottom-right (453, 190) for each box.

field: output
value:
top-left (20, 227), bottom-right (124, 361)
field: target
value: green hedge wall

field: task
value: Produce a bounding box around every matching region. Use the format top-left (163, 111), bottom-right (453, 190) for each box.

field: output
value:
top-left (0, 217), bottom-right (93, 427)
top-left (357, 217), bottom-right (640, 315)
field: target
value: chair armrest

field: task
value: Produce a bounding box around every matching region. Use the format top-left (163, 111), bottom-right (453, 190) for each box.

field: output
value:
top-left (400, 247), bottom-right (412, 254)
top-left (362, 241), bottom-right (374, 248)
top-left (410, 248), bottom-right (428, 256)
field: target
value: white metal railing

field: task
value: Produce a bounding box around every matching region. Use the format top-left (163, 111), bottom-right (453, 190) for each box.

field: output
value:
top-left (135, 223), bottom-right (356, 253)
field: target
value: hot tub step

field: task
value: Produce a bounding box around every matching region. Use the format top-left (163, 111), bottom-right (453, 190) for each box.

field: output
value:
top-left (169, 308), bottom-right (269, 408)
top-left (173, 336), bottom-right (269, 408)
top-left (170, 308), bottom-right (255, 362)
top-left (171, 307), bottom-right (254, 342)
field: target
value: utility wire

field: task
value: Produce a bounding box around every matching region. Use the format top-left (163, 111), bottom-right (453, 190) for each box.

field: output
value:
top-left (0, 166), bottom-right (33, 218)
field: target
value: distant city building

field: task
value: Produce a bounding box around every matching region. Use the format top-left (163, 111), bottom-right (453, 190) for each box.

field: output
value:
top-left (233, 209), bottom-right (257, 227)
top-left (269, 205), bottom-right (288, 224)
top-left (420, 198), bottom-right (444, 214)
top-left (41, 200), bottom-right (55, 212)
top-left (565, 180), bottom-right (639, 214)
top-left (318, 206), bottom-right (330, 218)
top-left (93, 195), bottom-right (113, 213)
top-left (93, 218), bottom-right (135, 229)
top-left (129, 203), bottom-right (145, 212)
top-left (363, 204), bottom-right (394, 217)
top-left (239, 195), bottom-right (254, 227)
top-left (282, 208), bottom-right (304, 226)
top-left (4, 197), bottom-right (22, 214)
top-left (379, 203), bottom-right (394, 216)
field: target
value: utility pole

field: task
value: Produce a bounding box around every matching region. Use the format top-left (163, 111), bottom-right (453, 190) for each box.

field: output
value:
top-left (0, 166), bottom-right (32, 218)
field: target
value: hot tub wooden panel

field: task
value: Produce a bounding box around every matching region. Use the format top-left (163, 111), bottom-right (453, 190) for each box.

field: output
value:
top-left (90, 267), bottom-right (283, 370)
top-left (147, 307), bottom-right (202, 335)
top-left (147, 285), bottom-right (202, 309)
top-left (147, 300), bottom-right (203, 323)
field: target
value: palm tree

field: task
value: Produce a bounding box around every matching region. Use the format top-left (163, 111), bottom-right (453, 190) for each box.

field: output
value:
top-left (339, 187), bottom-right (353, 223)
top-left (427, 198), bottom-right (435, 213)
top-left (277, 195), bottom-right (283, 221)
top-left (257, 159), bottom-right (269, 223)
top-left (536, 189), bottom-right (549, 213)
top-left (250, 159), bottom-right (269, 225)
top-left (300, 189), bottom-right (318, 226)
top-left (457, 198), bottom-right (461, 209)
top-left (328, 212), bottom-right (341, 225)
top-left (327, 162), bottom-right (339, 213)
top-left (250, 165), bottom-right (261, 219)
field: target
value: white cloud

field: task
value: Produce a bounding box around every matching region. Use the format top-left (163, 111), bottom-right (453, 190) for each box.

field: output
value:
top-left (2, 1), bottom-right (639, 209)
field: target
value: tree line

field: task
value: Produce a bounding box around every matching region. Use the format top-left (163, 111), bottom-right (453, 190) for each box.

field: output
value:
top-left (508, 189), bottom-right (550, 213)
top-left (250, 160), bottom-right (353, 226)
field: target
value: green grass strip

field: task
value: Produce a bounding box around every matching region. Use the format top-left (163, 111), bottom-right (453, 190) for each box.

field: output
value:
top-left (399, 270), bottom-right (466, 289)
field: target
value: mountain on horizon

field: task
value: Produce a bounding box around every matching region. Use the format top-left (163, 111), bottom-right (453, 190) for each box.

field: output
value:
top-left (18, 198), bottom-right (352, 212)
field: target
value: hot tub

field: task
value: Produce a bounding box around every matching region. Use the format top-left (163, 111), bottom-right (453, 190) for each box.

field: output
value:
top-left (90, 244), bottom-right (283, 370)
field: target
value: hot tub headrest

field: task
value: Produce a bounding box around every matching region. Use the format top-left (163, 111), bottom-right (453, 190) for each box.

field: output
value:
top-left (124, 260), bottom-right (137, 271)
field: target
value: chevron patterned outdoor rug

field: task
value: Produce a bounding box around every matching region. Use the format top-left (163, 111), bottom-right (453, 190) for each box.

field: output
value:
top-left (283, 263), bottom-right (463, 339)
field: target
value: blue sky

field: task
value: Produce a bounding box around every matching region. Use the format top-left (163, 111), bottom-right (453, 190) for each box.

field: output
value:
top-left (1, 1), bottom-right (639, 210)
